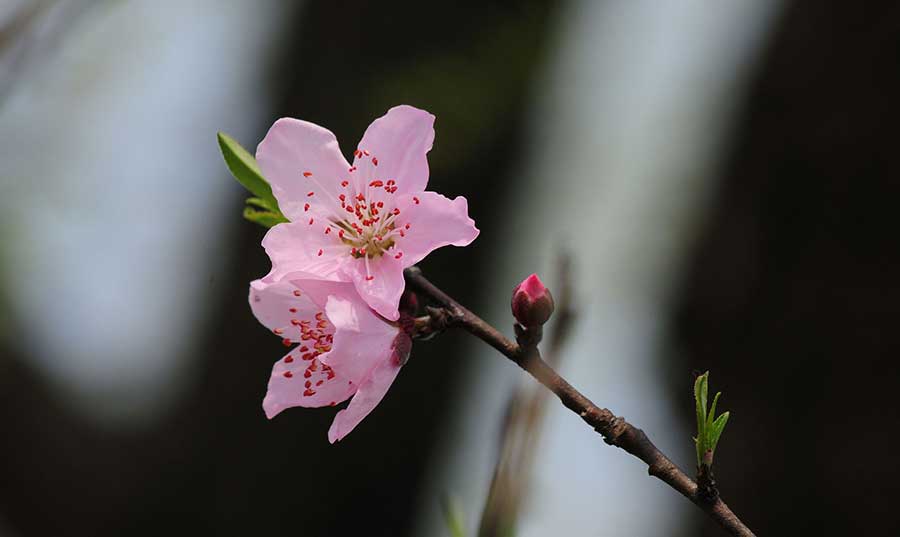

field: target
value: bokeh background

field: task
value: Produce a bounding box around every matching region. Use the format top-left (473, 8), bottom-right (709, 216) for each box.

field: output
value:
top-left (1, 1), bottom-right (898, 536)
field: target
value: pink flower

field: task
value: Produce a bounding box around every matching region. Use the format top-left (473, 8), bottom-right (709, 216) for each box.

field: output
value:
top-left (249, 275), bottom-right (411, 442)
top-left (256, 105), bottom-right (479, 321)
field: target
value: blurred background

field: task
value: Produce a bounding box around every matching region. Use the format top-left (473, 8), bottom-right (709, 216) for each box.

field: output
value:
top-left (1, 1), bottom-right (898, 536)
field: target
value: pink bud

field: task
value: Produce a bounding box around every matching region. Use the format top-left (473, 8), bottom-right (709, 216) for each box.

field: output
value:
top-left (511, 274), bottom-right (555, 327)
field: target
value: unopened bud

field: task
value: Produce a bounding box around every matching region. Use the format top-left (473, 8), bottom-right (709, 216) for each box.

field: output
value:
top-left (511, 274), bottom-right (554, 327)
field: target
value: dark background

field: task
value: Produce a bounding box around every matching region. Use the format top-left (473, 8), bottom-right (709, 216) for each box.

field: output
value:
top-left (1, 1), bottom-right (899, 536)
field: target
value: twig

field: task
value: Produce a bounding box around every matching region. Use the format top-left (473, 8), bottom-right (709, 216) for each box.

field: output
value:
top-left (404, 266), bottom-right (755, 537)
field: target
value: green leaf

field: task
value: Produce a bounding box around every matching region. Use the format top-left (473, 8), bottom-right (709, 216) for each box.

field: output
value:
top-left (217, 132), bottom-right (280, 211)
top-left (242, 206), bottom-right (288, 228)
top-left (245, 196), bottom-right (279, 212)
top-left (709, 411), bottom-right (730, 453)
top-left (694, 372), bottom-right (708, 438)
top-left (707, 391), bottom-right (721, 433)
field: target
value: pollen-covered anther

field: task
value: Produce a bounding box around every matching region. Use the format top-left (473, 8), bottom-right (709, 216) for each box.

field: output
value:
top-left (302, 171), bottom-right (312, 177)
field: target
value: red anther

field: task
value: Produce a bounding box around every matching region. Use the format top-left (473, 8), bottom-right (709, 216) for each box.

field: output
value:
top-left (303, 171), bottom-right (312, 177)
top-left (363, 149), bottom-right (370, 156)
top-left (392, 208), bottom-right (400, 215)
top-left (304, 203), bottom-right (310, 212)
top-left (303, 388), bottom-right (316, 397)
top-left (308, 218), bottom-right (314, 225)
top-left (282, 338), bottom-right (292, 347)
top-left (399, 230), bottom-right (405, 237)
top-left (372, 157), bottom-right (378, 166)
top-left (317, 249), bottom-right (323, 256)
top-left (299, 346), bottom-right (308, 352)
top-left (350, 247), bottom-right (357, 256)
top-left (284, 355), bottom-right (294, 363)
top-left (284, 371), bottom-right (293, 378)
top-left (304, 380), bottom-right (311, 389)
top-left (377, 201), bottom-right (384, 207)
top-left (302, 353), bottom-right (313, 361)
top-left (369, 180), bottom-right (383, 188)
top-left (395, 252), bottom-right (403, 259)
top-left (315, 312), bottom-right (324, 321)
top-left (345, 205), bottom-right (354, 213)
top-left (341, 180), bottom-right (349, 187)
top-left (293, 290), bottom-right (302, 297)
top-left (307, 191), bottom-right (314, 197)
top-left (291, 319), bottom-right (301, 326)
top-left (273, 328), bottom-right (284, 335)
top-left (413, 196), bottom-right (420, 204)
top-left (325, 228), bottom-right (331, 234)
top-left (356, 193), bottom-right (366, 201)
top-left (405, 223), bottom-right (411, 229)
top-left (289, 307), bottom-right (297, 313)
top-left (354, 149), bottom-right (362, 157)
top-left (339, 194), bottom-right (346, 202)
top-left (338, 229), bottom-right (345, 238)
top-left (303, 369), bottom-right (311, 378)
top-left (386, 179), bottom-right (395, 185)
top-left (316, 380), bottom-right (324, 387)
top-left (365, 275), bottom-right (374, 281)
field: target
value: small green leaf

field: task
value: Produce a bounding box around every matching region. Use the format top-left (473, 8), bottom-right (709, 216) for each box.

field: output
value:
top-left (242, 206), bottom-right (288, 228)
top-left (218, 132), bottom-right (280, 211)
top-left (709, 411), bottom-right (730, 453)
top-left (707, 391), bottom-right (721, 433)
top-left (245, 196), bottom-right (279, 212)
top-left (694, 372), bottom-right (708, 438)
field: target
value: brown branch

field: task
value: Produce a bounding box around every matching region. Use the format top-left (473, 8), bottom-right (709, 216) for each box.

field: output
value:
top-left (404, 266), bottom-right (755, 537)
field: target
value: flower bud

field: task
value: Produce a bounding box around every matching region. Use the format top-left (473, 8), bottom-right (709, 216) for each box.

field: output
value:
top-left (511, 274), bottom-right (554, 327)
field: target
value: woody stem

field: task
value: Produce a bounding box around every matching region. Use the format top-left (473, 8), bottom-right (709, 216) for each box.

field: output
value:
top-left (403, 266), bottom-right (755, 537)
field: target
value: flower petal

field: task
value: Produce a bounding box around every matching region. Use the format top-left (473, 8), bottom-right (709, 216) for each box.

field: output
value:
top-left (256, 118), bottom-right (352, 221)
top-left (327, 346), bottom-right (404, 443)
top-left (263, 347), bottom-right (356, 418)
top-left (392, 191), bottom-right (479, 266)
top-left (248, 278), bottom-right (327, 340)
top-left (321, 292), bottom-right (399, 384)
top-left (352, 105), bottom-right (435, 196)
top-left (261, 221), bottom-right (346, 283)
top-left (340, 254), bottom-right (405, 321)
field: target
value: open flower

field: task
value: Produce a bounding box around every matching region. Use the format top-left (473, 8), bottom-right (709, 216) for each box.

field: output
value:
top-left (256, 105), bottom-right (479, 321)
top-left (249, 275), bottom-right (411, 443)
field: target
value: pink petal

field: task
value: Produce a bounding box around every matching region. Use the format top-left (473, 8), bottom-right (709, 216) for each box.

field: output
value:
top-left (340, 254), bottom-right (405, 321)
top-left (263, 347), bottom-right (356, 418)
top-left (260, 221), bottom-right (346, 284)
top-left (320, 293), bottom-right (400, 385)
top-left (256, 118), bottom-right (351, 221)
top-left (327, 346), bottom-right (404, 443)
top-left (352, 105), bottom-right (435, 196)
top-left (248, 278), bottom-right (326, 339)
top-left (392, 191), bottom-right (479, 267)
